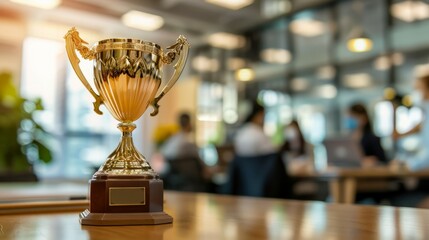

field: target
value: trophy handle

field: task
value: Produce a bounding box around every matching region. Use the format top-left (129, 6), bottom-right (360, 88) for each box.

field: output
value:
top-left (150, 35), bottom-right (190, 116)
top-left (64, 27), bottom-right (103, 115)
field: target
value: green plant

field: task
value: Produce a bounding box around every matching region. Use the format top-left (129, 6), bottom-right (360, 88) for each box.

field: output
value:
top-left (0, 72), bottom-right (52, 173)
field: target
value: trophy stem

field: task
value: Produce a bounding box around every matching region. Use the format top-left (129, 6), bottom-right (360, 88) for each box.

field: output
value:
top-left (96, 122), bottom-right (157, 177)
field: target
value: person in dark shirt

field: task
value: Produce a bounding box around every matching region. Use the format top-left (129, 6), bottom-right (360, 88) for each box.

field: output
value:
top-left (346, 103), bottom-right (387, 164)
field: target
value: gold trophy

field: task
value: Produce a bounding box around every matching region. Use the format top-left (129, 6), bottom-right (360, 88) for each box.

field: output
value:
top-left (64, 27), bottom-right (189, 226)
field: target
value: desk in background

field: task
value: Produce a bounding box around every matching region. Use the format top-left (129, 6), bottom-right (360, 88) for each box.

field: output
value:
top-left (0, 181), bottom-right (88, 203)
top-left (290, 167), bottom-right (429, 204)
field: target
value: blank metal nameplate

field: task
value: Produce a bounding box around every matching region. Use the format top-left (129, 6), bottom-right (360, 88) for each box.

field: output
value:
top-left (109, 187), bottom-right (146, 206)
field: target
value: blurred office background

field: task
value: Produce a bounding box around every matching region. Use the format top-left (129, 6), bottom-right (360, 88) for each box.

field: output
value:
top-left (0, 0), bottom-right (428, 184)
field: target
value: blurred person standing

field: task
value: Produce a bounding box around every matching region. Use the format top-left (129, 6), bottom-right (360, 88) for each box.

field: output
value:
top-left (394, 75), bottom-right (429, 170)
top-left (389, 75), bottom-right (429, 207)
top-left (234, 102), bottom-right (276, 156)
top-left (346, 103), bottom-right (387, 165)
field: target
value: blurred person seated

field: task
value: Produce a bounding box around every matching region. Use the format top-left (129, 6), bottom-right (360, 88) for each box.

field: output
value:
top-left (344, 104), bottom-right (393, 205)
top-left (161, 112), bottom-right (198, 159)
top-left (160, 112), bottom-right (206, 192)
top-left (234, 102), bottom-right (276, 157)
top-left (280, 120), bottom-right (322, 200)
top-left (224, 152), bottom-right (291, 198)
top-left (281, 120), bottom-right (314, 174)
top-left (346, 103), bottom-right (387, 166)
top-left (225, 102), bottom-right (291, 198)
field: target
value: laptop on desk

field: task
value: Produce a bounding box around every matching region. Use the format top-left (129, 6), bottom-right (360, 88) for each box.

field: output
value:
top-left (324, 137), bottom-right (363, 168)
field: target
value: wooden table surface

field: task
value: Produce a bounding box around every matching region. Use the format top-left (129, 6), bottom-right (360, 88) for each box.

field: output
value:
top-left (1, 191), bottom-right (429, 240)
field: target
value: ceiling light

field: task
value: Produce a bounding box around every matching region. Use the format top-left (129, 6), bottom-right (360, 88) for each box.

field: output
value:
top-left (122, 10), bottom-right (164, 31)
top-left (346, 26), bottom-right (373, 53)
top-left (374, 56), bottom-right (391, 71)
top-left (228, 57), bottom-right (246, 70)
top-left (414, 1), bottom-right (429, 19)
top-left (260, 48), bottom-right (292, 64)
top-left (205, 0), bottom-right (254, 10)
top-left (391, 1), bottom-right (429, 22)
top-left (10, 0), bottom-right (61, 9)
top-left (291, 77), bottom-right (309, 91)
top-left (192, 56), bottom-right (219, 72)
top-left (392, 52), bottom-right (404, 66)
top-left (235, 68), bottom-right (255, 81)
top-left (290, 19), bottom-right (325, 37)
top-left (374, 53), bottom-right (404, 70)
top-left (315, 84), bottom-right (337, 99)
top-left (207, 32), bottom-right (246, 49)
top-left (391, 1), bottom-right (415, 22)
top-left (414, 63), bottom-right (429, 77)
top-left (347, 37), bottom-right (373, 53)
top-left (316, 65), bottom-right (336, 80)
top-left (343, 73), bottom-right (372, 88)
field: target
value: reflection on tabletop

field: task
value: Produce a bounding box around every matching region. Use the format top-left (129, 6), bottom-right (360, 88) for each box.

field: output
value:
top-left (0, 192), bottom-right (429, 240)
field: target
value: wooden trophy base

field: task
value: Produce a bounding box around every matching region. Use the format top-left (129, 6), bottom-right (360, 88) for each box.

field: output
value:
top-left (80, 173), bottom-right (173, 226)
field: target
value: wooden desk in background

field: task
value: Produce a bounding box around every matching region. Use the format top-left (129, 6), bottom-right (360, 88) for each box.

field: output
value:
top-left (1, 191), bottom-right (429, 239)
top-left (0, 181), bottom-right (88, 203)
top-left (290, 167), bottom-right (429, 204)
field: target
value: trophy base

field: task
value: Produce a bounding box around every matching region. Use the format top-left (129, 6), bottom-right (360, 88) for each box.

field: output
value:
top-left (79, 209), bottom-right (173, 226)
top-left (81, 173), bottom-right (173, 226)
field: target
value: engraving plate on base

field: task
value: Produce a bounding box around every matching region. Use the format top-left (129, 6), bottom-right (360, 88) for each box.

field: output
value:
top-left (109, 187), bottom-right (146, 206)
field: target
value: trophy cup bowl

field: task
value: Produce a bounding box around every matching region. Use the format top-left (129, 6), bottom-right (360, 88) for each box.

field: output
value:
top-left (64, 27), bottom-right (189, 226)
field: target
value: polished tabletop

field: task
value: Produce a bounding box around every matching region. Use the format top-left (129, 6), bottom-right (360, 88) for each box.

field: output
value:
top-left (1, 191), bottom-right (429, 240)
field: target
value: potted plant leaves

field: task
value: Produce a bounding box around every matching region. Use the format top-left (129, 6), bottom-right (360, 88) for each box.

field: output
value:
top-left (0, 72), bottom-right (52, 181)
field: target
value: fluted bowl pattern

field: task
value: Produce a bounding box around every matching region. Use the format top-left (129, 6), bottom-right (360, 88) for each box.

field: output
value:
top-left (93, 45), bottom-right (162, 123)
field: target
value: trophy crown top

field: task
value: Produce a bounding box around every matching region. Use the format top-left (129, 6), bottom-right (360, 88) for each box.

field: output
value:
top-left (94, 38), bottom-right (164, 58)
top-left (97, 38), bottom-right (161, 49)
top-left (65, 27), bottom-right (189, 119)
